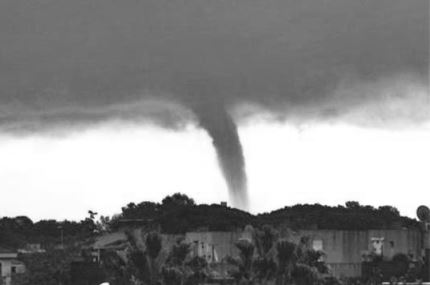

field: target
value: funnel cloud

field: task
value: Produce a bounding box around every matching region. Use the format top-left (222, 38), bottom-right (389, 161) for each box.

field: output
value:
top-left (192, 103), bottom-right (249, 210)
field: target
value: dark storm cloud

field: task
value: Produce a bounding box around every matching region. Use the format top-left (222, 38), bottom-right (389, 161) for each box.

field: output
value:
top-left (0, 0), bottom-right (428, 129)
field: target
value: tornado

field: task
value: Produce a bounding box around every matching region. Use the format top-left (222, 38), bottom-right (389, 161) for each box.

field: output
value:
top-left (0, 0), bottom-right (427, 210)
top-left (192, 104), bottom-right (249, 210)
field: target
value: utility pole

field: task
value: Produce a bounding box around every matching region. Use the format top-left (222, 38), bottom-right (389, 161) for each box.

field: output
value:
top-left (58, 225), bottom-right (64, 249)
top-left (417, 205), bottom-right (430, 281)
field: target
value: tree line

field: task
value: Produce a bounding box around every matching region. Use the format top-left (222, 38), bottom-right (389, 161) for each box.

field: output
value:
top-left (112, 193), bottom-right (419, 233)
top-left (0, 193), bottom-right (420, 249)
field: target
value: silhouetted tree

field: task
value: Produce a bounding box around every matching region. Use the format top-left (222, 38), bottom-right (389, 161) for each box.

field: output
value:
top-left (162, 193), bottom-right (195, 209)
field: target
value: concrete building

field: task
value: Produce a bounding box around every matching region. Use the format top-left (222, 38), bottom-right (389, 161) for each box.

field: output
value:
top-left (0, 248), bottom-right (25, 285)
top-left (185, 231), bottom-right (242, 263)
top-left (295, 229), bottom-right (422, 277)
top-left (92, 227), bottom-right (423, 278)
top-left (17, 243), bottom-right (45, 254)
top-left (184, 229), bottom-right (423, 278)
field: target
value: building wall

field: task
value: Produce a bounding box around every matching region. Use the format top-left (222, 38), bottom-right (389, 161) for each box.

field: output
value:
top-left (294, 229), bottom-right (422, 277)
top-left (0, 259), bottom-right (26, 285)
top-left (180, 229), bottom-right (423, 278)
top-left (296, 229), bottom-right (422, 263)
top-left (185, 231), bottom-right (242, 262)
top-left (0, 260), bottom-right (13, 285)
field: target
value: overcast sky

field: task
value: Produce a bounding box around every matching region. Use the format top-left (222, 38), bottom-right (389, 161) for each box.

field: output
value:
top-left (0, 0), bottom-right (428, 220)
top-left (1, 120), bottom-right (430, 221)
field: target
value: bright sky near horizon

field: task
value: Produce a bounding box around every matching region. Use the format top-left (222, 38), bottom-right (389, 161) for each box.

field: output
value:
top-left (1, 120), bottom-right (429, 221)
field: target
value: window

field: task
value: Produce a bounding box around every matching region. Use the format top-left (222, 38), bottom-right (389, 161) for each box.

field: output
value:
top-left (370, 237), bottom-right (384, 256)
top-left (312, 239), bottom-right (323, 251)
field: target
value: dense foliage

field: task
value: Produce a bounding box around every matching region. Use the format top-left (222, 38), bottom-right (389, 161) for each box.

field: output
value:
top-left (258, 202), bottom-right (420, 230)
top-left (0, 213), bottom-right (98, 249)
top-left (0, 193), bottom-right (420, 249)
top-left (15, 247), bottom-right (81, 285)
top-left (114, 193), bottom-right (419, 233)
top-left (111, 193), bottom-right (254, 233)
top-left (112, 226), bottom-right (339, 285)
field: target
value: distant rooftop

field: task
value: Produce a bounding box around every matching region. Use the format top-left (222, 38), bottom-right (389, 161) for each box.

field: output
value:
top-left (0, 247), bottom-right (16, 254)
top-left (93, 232), bottom-right (127, 250)
top-left (0, 247), bottom-right (18, 259)
top-left (117, 218), bottom-right (154, 224)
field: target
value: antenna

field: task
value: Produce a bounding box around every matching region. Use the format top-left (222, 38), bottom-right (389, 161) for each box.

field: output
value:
top-left (417, 205), bottom-right (430, 222)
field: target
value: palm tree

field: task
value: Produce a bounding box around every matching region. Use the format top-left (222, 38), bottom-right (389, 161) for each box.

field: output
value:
top-left (161, 238), bottom-right (192, 285)
top-left (100, 250), bottom-right (129, 285)
top-left (126, 231), bottom-right (162, 285)
top-left (185, 256), bottom-right (209, 285)
top-left (253, 225), bottom-right (278, 283)
top-left (226, 227), bottom-right (339, 285)
top-left (276, 237), bottom-right (327, 285)
top-left (227, 238), bottom-right (255, 284)
top-left (298, 248), bottom-right (327, 274)
top-left (254, 225), bottom-right (278, 257)
top-left (291, 263), bottom-right (319, 285)
top-left (275, 239), bottom-right (297, 285)
top-left (145, 232), bottom-right (162, 284)
top-left (161, 266), bottom-right (184, 285)
top-left (167, 238), bottom-right (191, 266)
